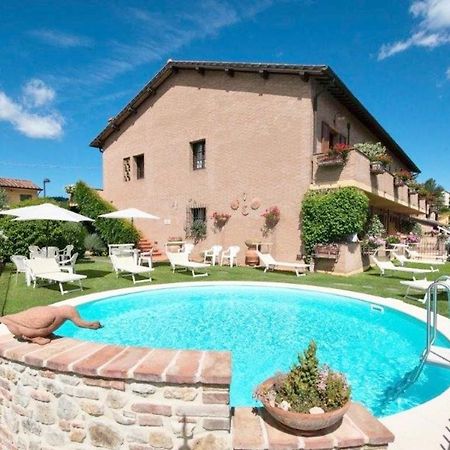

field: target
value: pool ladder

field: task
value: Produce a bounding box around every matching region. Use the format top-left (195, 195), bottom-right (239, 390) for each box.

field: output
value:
top-left (423, 277), bottom-right (450, 369)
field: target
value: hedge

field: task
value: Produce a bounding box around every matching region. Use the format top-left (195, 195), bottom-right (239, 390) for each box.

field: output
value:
top-left (72, 181), bottom-right (139, 245)
top-left (301, 187), bottom-right (369, 256)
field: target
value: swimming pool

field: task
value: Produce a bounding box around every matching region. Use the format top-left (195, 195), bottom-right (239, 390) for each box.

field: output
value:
top-left (58, 284), bottom-right (450, 417)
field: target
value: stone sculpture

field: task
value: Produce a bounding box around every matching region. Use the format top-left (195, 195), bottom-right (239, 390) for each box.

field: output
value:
top-left (0, 305), bottom-right (102, 345)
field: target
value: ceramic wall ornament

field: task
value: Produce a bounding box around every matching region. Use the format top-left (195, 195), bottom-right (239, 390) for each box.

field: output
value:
top-left (230, 199), bottom-right (240, 210)
top-left (250, 198), bottom-right (261, 210)
top-left (242, 192), bottom-right (247, 201)
top-left (241, 205), bottom-right (249, 216)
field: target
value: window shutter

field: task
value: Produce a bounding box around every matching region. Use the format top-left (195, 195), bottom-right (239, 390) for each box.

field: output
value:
top-left (321, 122), bottom-right (330, 153)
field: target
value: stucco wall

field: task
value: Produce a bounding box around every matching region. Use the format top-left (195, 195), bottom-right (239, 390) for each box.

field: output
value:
top-left (102, 69), bottom-right (313, 261)
top-left (3, 188), bottom-right (39, 206)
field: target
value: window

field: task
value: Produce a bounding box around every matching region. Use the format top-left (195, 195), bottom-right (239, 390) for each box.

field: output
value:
top-left (321, 122), bottom-right (347, 153)
top-left (123, 157), bottom-right (131, 182)
top-left (134, 154), bottom-right (145, 179)
top-left (20, 194), bottom-right (32, 202)
top-left (192, 207), bottom-right (206, 224)
top-left (192, 140), bottom-right (206, 170)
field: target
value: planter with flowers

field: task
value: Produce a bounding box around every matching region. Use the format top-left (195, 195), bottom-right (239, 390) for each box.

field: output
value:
top-left (254, 341), bottom-right (351, 433)
top-left (353, 142), bottom-right (391, 175)
top-left (317, 144), bottom-right (352, 167)
top-left (211, 211), bottom-right (231, 230)
top-left (393, 169), bottom-right (412, 188)
top-left (261, 206), bottom-right (280, 236)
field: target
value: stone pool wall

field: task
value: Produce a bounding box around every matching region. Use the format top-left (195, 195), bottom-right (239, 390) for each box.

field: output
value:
top-left (0, 335), bottom-right (231, 450)
top-left (0, 334), bottom-right (395, 450)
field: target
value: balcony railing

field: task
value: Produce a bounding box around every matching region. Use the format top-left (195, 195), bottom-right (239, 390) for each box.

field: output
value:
top-left (312, 150), bottom-right (427, 214)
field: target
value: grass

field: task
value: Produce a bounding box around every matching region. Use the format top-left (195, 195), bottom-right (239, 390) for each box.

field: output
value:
top-left (1, 257), bottom-right (449, 317)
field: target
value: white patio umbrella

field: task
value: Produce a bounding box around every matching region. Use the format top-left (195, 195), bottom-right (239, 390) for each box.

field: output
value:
top-left (0, 203), bottom-right (93, 256)
top-left (99, 208), bottom-right (159, 225)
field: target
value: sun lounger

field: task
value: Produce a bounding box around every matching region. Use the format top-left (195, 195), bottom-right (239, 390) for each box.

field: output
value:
top-left (24, 258), bottom-right (86, 295)
top-left (372, 256), bottom-right (439, 277)
top-left (166, 251), bottom-right (210, 277)
top-left (400, 276), bottom-right (450, 303)
top-left (257, 251), bottom-right (310, 277)
top-left (391, 251), bottom-right (445, 267)
top-left (110, 255), bottom-right (153, 284)
top-left (405, 248), bottom-right (447, 263)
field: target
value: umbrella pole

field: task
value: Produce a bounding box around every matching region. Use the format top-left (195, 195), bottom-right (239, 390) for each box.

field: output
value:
top-left (46, 220), bottom-right (49, 258)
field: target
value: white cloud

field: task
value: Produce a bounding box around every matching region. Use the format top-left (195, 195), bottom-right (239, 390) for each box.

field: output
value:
top-left (22, 79), bottom-right (55, 107)
top-left (30, 29), bottom-right (93, 48)
top-left (0, 81), bottom-right (63, 139)
top-left (378, 0), bottom-right (450, 60)
top-left (64, 0), bottom-right (274, 86)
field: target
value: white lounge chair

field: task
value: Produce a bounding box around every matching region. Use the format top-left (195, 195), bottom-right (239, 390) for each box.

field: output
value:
top-left (371, 256), bottom-right (439, 277)
top-left (24, 258), bottom-right (86, 295)
top-left (203, 245), bottom-right (222, 266)
top-left (166, 251), bottom-right (210, 277)
top-left (405, 248), bottom-right (447, 263)
top-left (110, 255), bottom-right (153, 284)
top-left (400, 276), bottom-right (450, 303)
top-left (257, 251), bottom-right (310, 277)
top-left (391, 251), bottom-right (445, 267)
top-left (58, 244), bottom-right (74, 263)
top-left (221, 246), bottom-right (240, 267)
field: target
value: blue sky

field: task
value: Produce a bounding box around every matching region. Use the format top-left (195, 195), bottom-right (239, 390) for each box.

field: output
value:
top-left (0, 0), bottom-right (449, 196)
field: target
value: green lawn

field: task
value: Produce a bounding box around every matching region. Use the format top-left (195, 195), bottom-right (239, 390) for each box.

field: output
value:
top-left (1, 257), bottom-right (449, 316)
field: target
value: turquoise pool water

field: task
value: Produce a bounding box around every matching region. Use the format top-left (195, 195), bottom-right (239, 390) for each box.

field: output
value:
top-left (58, 285), bottom-right (450, 417)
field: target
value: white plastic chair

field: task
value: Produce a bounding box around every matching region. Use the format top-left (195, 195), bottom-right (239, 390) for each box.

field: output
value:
top-left (59, 245), bottom-right (74, 263)
top-left (221, 246), bottom-right (240, 267)
top-left (181, 243), bottom-right (195, 257)
top-left (203, 245), bottom-right (222, 266)
top-left (59, 252), bottom-right (79, 274)
top-left (10, 255), bottom-right (28, 284)
top-left (29, 246), bottom-right (41, 259)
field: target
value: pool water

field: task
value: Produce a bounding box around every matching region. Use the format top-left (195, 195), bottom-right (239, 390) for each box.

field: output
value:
top-left (58, 285), bottom-right (450, 417)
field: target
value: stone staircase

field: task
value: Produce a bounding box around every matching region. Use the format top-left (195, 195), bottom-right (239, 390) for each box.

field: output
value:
top-left (137, 238), bottom-right (164, 260)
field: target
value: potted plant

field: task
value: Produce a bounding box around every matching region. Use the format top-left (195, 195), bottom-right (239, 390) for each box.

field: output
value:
top-left (385, 234), bottom-right (401, 248)
top-left (211, 211), bottom-right (231, 230)
top-left (393, 169), bottom-right (412, 187)
top-left (261, 206), bottom-right (280, 236)
top-left (254, 341), bottom-right (351, 432)
top-left (317, 144), bottom-right (352, 167)
top-left (188, 220), bottom-right (207, 244)
top-left (313, 243), bottom-right (339, 260)
top-left (353, 142), bottom-right (391, 174)
top-left (244, 239), bottom-right (259, 266)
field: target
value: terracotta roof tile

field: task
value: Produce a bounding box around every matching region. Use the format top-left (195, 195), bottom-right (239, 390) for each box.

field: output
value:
top-left (0, 178), bottom-right (41, 191)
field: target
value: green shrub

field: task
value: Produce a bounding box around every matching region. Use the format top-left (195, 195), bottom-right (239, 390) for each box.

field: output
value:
top-left (187, 219), bottom-right (207, 244)
top-left (301, 188), bottom-right (369, 255)
top-left (255, 341), bottom-right (351, 413)
top-left (72, 181), bottom-right (139, 245)
top-left (0, 217), bottom-right (86, 261)
top-left (84, 233), bottom-right (106, 255)
top-left (0, 188), bottom-right (8, 209)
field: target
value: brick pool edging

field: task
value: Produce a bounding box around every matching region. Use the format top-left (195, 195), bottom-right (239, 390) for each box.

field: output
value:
top-left (0, 335), bottom-right (232, 449)
top-left (1, 280), bottom-right (449, 449)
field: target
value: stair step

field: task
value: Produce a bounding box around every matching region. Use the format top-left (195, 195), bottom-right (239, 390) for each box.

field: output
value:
top-left (426, 346), bottom-right (450, 368)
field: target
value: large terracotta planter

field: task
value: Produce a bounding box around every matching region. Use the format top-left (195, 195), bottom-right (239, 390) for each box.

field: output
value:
top-left (257, 376), bottom-right (350, 433)
top-left (316, 154), bottom-right (345, 167)
top-left (245, 249), bottom-right (259, 266)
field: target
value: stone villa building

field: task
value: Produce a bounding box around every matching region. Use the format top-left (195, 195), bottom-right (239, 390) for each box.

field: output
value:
top-left (90, 60), bottom-right (425, 263)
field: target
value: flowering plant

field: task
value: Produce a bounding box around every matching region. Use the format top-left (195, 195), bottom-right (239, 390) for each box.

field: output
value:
top-left (375, 153), bottom-right (393, 166)
top-left (261, 206), bottom-right (280, 235)
top-left (254, 341), bottom-right (351, 413)
top-left (210, 211), bottom-right (231, 229)
top-left (328, 143), bottom-right (352, 162)
top-left (405, 233), bottom-right (420, 244)
top-left (393, 169), bottom-right (412, 182)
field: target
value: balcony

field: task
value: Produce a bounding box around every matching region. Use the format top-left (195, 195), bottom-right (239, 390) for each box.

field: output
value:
top-left (311, 150), bottom-right (427, 215)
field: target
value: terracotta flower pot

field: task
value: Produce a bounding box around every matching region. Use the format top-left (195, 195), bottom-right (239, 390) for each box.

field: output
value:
top-left (257, 376), bottom-right (350, 433)
top-left (370, 161), bottom-right (385, 175)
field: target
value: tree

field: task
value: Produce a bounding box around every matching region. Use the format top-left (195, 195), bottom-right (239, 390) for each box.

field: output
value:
top-left (422, 178), bottom-right (445, 210)
top-left (0, 188), bottom-right (8, 209)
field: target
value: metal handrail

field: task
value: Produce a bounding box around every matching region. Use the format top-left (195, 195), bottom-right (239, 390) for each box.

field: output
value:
top-left (424, 277), bottom-right (450, 359)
